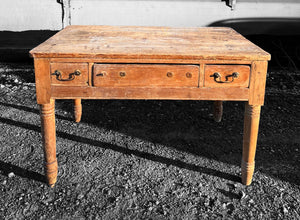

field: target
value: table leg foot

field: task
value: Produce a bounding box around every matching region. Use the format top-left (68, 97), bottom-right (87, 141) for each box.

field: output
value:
top-left (40, 99), bottom-right (58, 187)
top-left (74, 99), bottom-right (82, 123)
top-left (45, 160), bottom-right (58, 187)
top-left (213, 101), bottom-right (223, 122)
top-left (241, 103), bottom-right (261, 185)
top-left (241, 160), bottom-right (255, 185)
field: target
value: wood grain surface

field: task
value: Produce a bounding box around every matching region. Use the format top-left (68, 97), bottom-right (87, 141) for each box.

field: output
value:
top-left (30, 25), bottom-right (271, 61)
top-left (93, 64), bottom-right (199, 87)
top-left (50, 86), bottom-right (249, 100)
top-left (39, 99), bottom-right (57, 187)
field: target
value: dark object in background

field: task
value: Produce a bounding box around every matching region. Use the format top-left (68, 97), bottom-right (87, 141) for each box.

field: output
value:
top-left (0, 30), bottom-right (57, 62)
top-left (209, 18), bottom-right (300, 71)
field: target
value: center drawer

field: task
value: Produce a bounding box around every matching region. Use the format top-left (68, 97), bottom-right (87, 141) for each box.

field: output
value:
top-left (93, 64), bottom-right (199, 87)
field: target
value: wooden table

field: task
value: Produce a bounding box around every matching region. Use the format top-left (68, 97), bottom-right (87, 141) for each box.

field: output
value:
top-left (30, 25), bottom-right (270, 187)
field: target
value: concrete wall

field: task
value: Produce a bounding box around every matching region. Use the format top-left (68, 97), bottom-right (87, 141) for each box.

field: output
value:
top-left (0, 0), bottom-right (300, 31)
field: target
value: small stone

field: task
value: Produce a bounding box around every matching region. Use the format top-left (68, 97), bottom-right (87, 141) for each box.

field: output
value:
top-left (2, 180), bottom-right (7, 185)
top-left (0, 84), bottom-right (4, 88)
top-left (8, 172), bottom-right (15, 178)
top-left (23, 86), bottom-right (28, 90)
top-left (283, 206), bottom-right (288, 214)
top-left (77, 193), bottom-right (84, 200)
top-left (14, 79), bottom-right (19, 83)
top-left (239, 191), bottom-right (247, 200)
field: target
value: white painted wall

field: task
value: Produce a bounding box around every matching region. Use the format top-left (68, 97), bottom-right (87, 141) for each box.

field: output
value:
top-left (0, 0), bottom-right (61, 31)
top-left (0, 0), bottom-right (300, 31)
top-left (70, 0), bottom-right (300, 27)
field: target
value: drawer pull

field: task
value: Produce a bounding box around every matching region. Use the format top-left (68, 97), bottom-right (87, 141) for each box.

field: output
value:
top-left (166, 72), bottom-right (173, 77)
top-left (96, 71), bottom-right (106, 77)
top-left (119, 71), bottom-right (126, 77)
top-left (186, 72), bottom-right (192, 78)
top-left (52, 69), bottom-right (81, 81)
top-left (210, 72), bottom-right (239, 83)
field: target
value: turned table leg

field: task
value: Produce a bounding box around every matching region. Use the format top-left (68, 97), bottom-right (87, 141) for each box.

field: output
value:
top-left (241, 103), bottom-right (261, 185)
top-left (213, 101), bottom-right (223, 122)
top-left (40, 99), bottom-right (57, 187)
top-left (74, 99), bottom-right (82, 123)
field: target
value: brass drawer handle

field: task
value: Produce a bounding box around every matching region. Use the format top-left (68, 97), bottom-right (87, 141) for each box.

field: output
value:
top-left (120, 71), bottom-right (126, 77)
top-left (51, 70), bottom-right (81, 81)
top-left (210, 72), bottom-right (239, 83)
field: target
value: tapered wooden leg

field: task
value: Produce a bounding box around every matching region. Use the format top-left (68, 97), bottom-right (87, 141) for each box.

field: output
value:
top-left (74, 99), bottom-right (82, 123)
top-left (241, 103), bottom-right (261, 185)
top-left (40, 99), bottom-right (57, 187)
top-left (213, 101), bottom-right (223, 122)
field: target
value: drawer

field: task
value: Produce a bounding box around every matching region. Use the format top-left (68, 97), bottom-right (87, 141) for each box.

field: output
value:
top-left (50, 63), bottom-right (88, 86)
top-left (204, 65), bottom-right (250, 87)
top-left (93, 64), bottom-right (199, 87)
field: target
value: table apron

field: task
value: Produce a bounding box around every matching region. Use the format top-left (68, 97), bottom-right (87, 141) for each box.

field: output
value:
top-left (51, 86), bottom-right (249, 100)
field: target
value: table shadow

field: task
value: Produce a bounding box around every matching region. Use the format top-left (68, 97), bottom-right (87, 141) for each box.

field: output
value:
top-left (0, 160), bottom-right (46, 184)
top-left (0, 116), bottom-right (240, 184)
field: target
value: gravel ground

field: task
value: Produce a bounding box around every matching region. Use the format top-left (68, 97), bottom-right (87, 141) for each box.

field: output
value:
top-left (0, 62), bottom-right (299, 219)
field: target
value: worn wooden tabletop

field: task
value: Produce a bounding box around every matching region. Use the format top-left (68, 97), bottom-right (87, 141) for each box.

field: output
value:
top-left (30, 25), bottom-right (270, 60)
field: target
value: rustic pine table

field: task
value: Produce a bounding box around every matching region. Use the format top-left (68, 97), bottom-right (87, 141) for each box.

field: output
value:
top-left (30, 25), bottom-right (270, 187)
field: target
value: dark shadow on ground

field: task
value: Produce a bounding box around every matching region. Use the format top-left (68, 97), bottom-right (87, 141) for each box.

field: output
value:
top-left (0, 101), bottom-right (72, 121)
top-left (0, 160), bottom-right (46, 184)
top-left (55, 94), bottom-right (300, 185)
top-left (0, 116), bottom-right (240, 183)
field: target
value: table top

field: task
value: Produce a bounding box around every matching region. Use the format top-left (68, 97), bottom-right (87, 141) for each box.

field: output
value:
top-left (30, 25), bottom-right (270, 61)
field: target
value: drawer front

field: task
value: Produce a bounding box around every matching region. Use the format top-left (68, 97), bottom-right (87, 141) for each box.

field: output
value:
top-left (50, 63), bottom-right (88, 86)
top-left (204, 65), bottom-right (250, 87)
top-left (93, 64), bottom-right (199, 87)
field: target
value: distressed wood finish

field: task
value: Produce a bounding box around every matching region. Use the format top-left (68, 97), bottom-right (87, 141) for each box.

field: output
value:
top-left (30, 25), bottom-right (270, 187)
top-left (30, 26), bottom-right (270, 61)
top-left (51, 86), bottom-right (249, 100)
top-left (74, 99), bottom-right (82, 122)
top-left (249, 61), bottom-right (268, 105)
top-left (242, 103), bottom-right (261, 185)
top-left (34, 58), bottom-right (51, 104)
top-left (93, 64), bottom-right (199, 87)
top-left (39, 99), bottom-right (57, 187)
